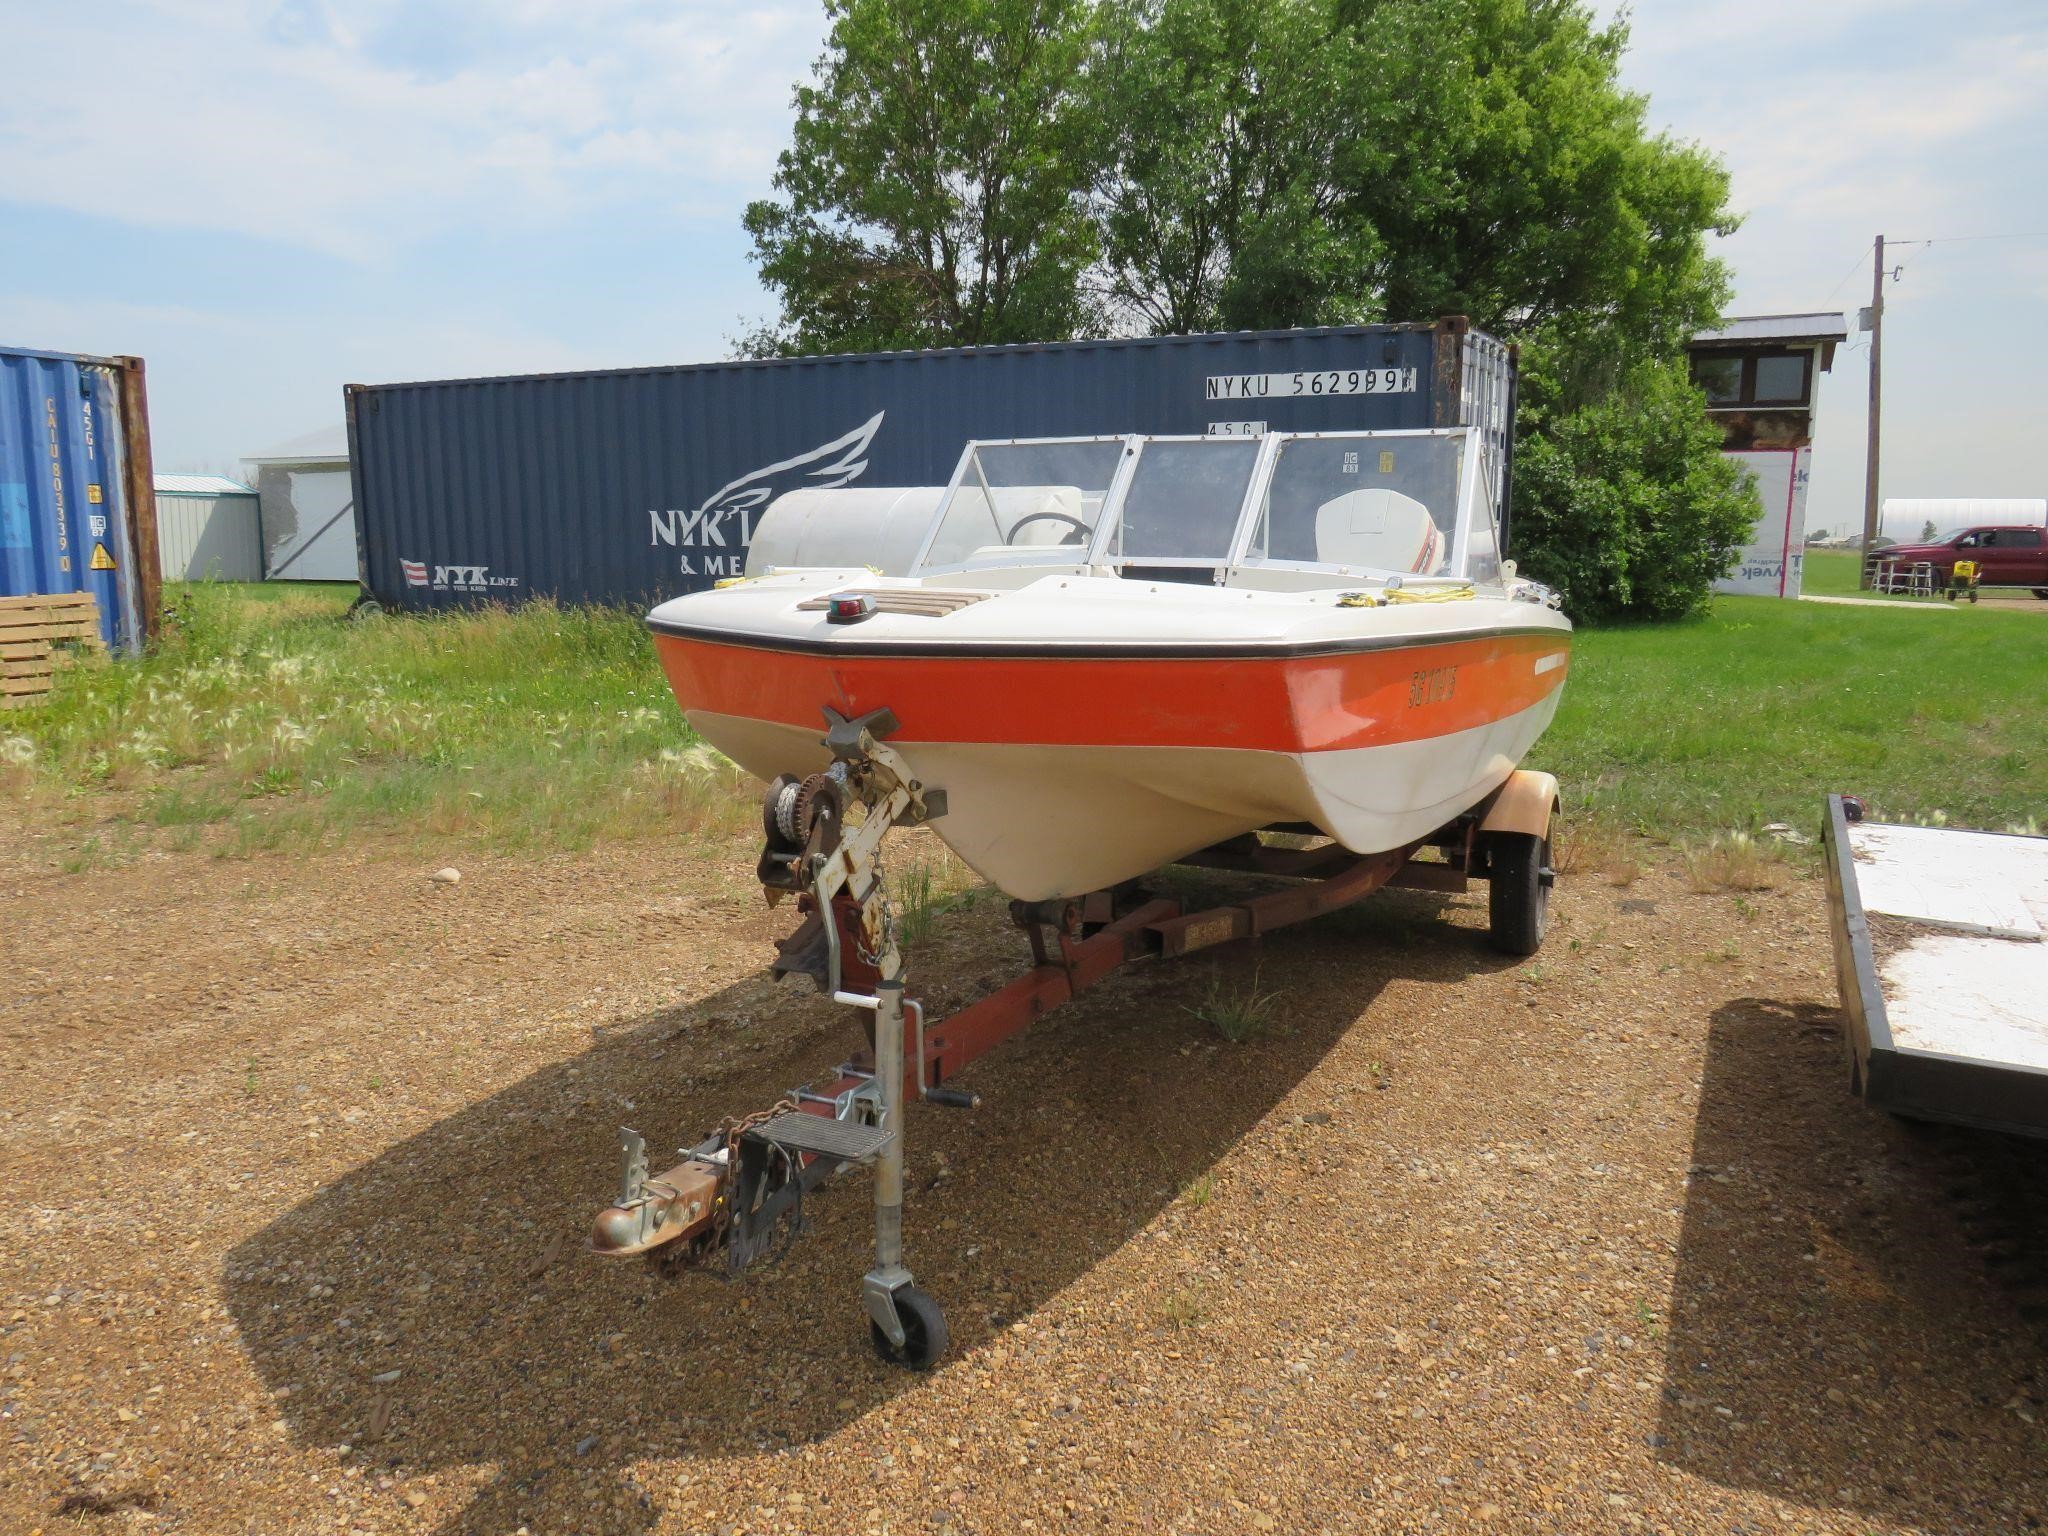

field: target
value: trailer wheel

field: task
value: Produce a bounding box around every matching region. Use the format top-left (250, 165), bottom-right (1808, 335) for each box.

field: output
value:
top-left (1484, 830), bottom-right (1553, 956)
top-left (870, 1286), bottom-right (947, 1370)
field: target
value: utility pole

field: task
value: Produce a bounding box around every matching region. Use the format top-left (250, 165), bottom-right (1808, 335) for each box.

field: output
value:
top-left (1859, 234), bottom-right (1885, 586)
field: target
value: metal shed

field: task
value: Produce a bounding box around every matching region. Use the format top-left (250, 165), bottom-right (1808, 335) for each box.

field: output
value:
top-left (154, 474), bottom-right (262, 582)
top-left (0, 343), bottom-right (160, 651)
top-left (244, 425), bottom-right (358, 582)
top-left (1880, 498), bottom-right (2047, 540)
top-left (346, 318), bottom-right (1516, 613)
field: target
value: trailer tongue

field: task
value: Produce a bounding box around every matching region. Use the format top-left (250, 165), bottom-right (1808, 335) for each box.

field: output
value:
top-left (590, 708), bottom-right (1556, 1367)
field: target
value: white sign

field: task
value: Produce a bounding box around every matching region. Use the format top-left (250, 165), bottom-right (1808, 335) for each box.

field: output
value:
top-left (1206, 368), bottom-right (1417, 401)
top-left (1206, 421), bottom-right (1267, 437)
top-left (1713, 447), bottom-right (1809, 599)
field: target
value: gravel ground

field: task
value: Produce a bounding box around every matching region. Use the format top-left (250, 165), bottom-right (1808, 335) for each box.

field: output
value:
top-left (3, 816), bottom-right (2045, 1536)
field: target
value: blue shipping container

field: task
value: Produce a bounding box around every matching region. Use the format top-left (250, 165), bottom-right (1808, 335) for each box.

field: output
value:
top-left (0, 345), bottom-right (157, 651)
top-left (348, 319), bottom-right (1514, 611)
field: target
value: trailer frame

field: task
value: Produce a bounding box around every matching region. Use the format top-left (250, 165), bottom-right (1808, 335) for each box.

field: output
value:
top-left (590, 710), bottom-right (1557, 1365)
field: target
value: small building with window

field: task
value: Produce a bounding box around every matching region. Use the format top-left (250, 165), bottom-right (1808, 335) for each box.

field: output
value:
top-left (1688, 312), bottom-right (1848, 598)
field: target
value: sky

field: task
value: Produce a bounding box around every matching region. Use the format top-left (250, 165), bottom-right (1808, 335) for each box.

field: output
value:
top-left (3, 0), bottom-right (2045, 541)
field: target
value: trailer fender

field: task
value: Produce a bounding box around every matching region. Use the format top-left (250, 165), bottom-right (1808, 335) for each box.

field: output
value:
top-left (1479, 770), bottom-right (1559, 839)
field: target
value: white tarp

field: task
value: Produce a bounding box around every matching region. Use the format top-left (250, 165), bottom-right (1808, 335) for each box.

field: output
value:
top-left (1713, 447), bottom-right (1807, 599)
top-left (264, 466), bottom-right (358, 582)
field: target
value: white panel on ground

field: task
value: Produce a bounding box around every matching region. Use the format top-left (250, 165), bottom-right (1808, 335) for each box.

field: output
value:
top-left (1851, 821), bottom-right (2048, 1071)
top-left (268, 469), bottom-right (359, 582)
top-left (1848, 822), bottom-right (2046, 940)
top-left (1712, 448), bottom-right (1808, 599)
top-left (1882, 936), bottom-right (2048, 1070)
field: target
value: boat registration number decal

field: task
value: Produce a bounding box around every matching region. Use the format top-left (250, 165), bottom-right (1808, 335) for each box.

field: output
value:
top-left (1206, 368), bottom-right (1418, 400)
top-left (1409, 665), bottom-right (1458, 707)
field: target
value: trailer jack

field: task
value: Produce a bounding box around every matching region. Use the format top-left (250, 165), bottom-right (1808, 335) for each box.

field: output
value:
top-left (591, 707), bottom-right (957, 1364)
top-left (590, 708), bottom-right (1554, 1367)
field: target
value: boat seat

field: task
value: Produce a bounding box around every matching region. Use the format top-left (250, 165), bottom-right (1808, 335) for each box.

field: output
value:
top-left (1314, 489), bottom-right (1446, 575)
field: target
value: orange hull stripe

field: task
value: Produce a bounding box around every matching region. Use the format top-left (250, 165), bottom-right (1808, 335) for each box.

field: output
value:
top-left (654, 633), bottom-right (1568, 754)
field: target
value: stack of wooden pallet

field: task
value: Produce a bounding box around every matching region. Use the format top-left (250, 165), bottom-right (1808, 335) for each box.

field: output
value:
top-left (0, 592), bottom-right (104, 708)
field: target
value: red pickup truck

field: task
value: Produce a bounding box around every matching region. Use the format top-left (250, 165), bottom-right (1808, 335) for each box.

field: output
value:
top-left (1876, 525), bottom-right (2048, 596)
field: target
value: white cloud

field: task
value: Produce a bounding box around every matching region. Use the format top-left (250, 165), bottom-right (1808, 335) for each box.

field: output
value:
top-left (0, 0), bottom-right (824, 261)
top-left (1609, 1), bottom-right (2048, 533)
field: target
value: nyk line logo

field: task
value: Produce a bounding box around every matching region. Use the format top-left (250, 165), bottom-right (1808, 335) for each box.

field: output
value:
top-left (401, 558), bottom-right (519, 593)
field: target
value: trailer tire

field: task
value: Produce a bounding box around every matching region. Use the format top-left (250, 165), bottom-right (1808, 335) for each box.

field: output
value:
top-left (1485, 830), bottom-right (1552, 957)
top-left (870, 1286), bottom-right (947, 1370)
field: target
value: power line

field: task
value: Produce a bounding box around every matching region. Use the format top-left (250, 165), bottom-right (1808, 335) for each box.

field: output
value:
top-left (1822, 247), bottom-right (1872, 302)
top-left (1819, 229), bottom-right (2046, 306)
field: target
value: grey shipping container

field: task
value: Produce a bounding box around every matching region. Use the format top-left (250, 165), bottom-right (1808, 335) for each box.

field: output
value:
top-left (347, 318), bottom-right (1514, 612)
top-left (1, 345), bottom-right (161, 651)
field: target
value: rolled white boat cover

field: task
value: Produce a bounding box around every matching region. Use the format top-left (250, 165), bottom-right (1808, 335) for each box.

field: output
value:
top-left (745, 487), bottom-right (944, 577)
top-left (747, 484), bottom-right (1090, 576)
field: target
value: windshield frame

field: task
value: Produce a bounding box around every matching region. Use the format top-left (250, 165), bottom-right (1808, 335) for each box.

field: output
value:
top-left (907, 425), bottom-right (1501, 583)
top-left (1225, 427), bottom-right (1486, 582)
top-left (909, 435), bottom-right (1136, 576)
top-left (1085, 433), bottom-right (1270, 575)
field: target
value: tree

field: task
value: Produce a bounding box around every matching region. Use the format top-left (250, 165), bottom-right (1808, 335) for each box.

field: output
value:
top-left (1344, 0), bottom-right (1735, 369)
top-left (745, 0), bottom-right (1749, 618)
top-left (740, 0), bottom-right (1101, 355)
top-left (1085, 0), bottom-right (1374, 334)
top-left (1510, 350), bottom-right (1756, 621)
top-left (1087, 0), bottom-right (1744, 617)
top-left (1922, 519), bottom-right (1938, 541)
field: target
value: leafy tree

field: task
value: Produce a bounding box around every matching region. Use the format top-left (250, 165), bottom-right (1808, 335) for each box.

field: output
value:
top-left (1510, 351), bottom-right (1756, 621)
top-left (1085, 0), bottom-right (1374, 333)
top-left (1342, 0), bottom-right (1735, 365)
top-left (1922, 519), bottom-right (1938, 541)
top-left (745, 0), bottom-right (1751, 618)
top-left (740, 0), bottom-right (1101, 355)
top-left (1086, 0), bottom-right (1744, 617)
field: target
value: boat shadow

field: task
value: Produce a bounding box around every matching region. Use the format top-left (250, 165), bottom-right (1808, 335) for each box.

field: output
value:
top-left (1655, 996), bottom-right (2048, 1527)
top-left (222, 883), bottom-right (1506, 1536)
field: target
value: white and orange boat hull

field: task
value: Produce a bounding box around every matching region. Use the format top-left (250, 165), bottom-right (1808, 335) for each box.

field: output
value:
top-left (652, 593), bottom-right (1569, 900)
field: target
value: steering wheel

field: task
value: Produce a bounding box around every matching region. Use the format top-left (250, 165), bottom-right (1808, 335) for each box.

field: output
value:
top-left (1002, 510), bottom-right (1093, 544)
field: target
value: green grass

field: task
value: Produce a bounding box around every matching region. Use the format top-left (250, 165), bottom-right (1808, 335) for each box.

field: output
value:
top-left (1, 579), bottom-right (748, 857)
top-left (1533, 595), bottom-right (2048, 839)
top-left (896, 848), bottom-right (976, 945)
top-left (1186, 965), bottom-right (1283, 1042)
top-left (1802, 547), bottom-right (1883, 599)
top-left (223, 580), bottom-right (358, 611)
top-left (4, 580), bottom-right (2041, 866)
top-left (1802, 547), bottom-right (1947, 603)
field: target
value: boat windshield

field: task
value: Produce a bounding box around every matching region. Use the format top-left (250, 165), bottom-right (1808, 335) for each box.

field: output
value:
top-left (1099, 437), bottom-right (1261, 566)
top-left (1243, 434), bottom-right (1468, 578)
top-left (918, 439), bottom-right (1126, 571)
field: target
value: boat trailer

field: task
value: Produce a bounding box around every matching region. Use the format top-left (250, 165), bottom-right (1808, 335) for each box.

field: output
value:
top-left (589, 707), bottom-right (1557, 1367)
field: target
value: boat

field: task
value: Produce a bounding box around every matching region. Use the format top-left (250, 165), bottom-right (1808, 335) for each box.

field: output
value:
top-left (597, 427), bottom-right (1572, 1364)
top-left (647, 428), bottom-right (1571, 904)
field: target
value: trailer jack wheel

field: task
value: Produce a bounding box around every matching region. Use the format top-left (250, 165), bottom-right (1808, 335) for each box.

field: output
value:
top-left (869, 1285), bottom-right (948, 1370)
